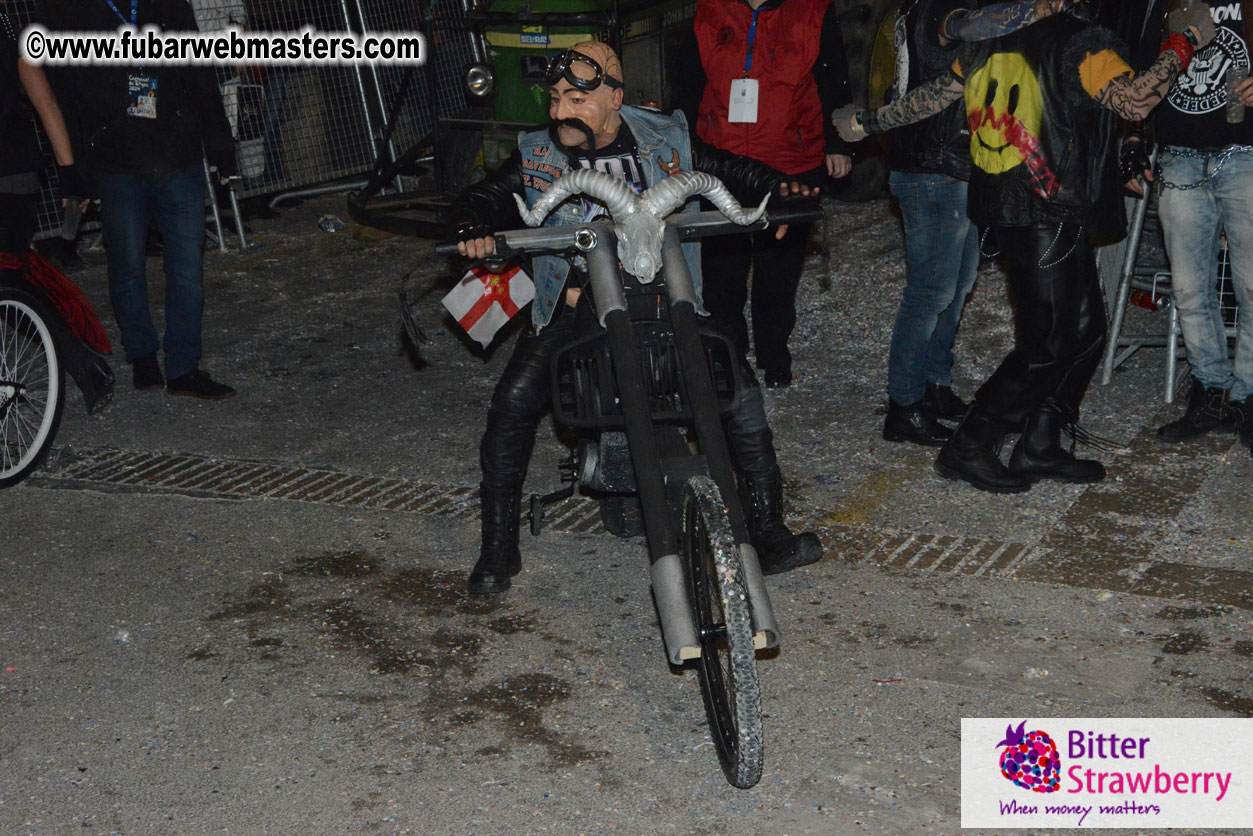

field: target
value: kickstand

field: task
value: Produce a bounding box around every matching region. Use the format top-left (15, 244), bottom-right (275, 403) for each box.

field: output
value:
top-left (528, 484), bottom-right (575, 535)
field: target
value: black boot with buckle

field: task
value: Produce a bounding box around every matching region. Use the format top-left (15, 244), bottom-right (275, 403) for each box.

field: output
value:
top-left (729, 427), bottom-right (823, 575)
top-left (1157, 378), bottom-right (1234, 442)
top-left (883, 399), bottom-right (954, 447)
top-left (1008, 399), bottom-right (1105, 484)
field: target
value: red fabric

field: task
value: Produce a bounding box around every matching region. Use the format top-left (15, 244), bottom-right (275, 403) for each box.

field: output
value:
top-left (1159, 32), bottom-right (1194, 72)
top-left (694, 0), bottom-right (828, 175)
top-left (0, 251), bottom-right (112, 353)
top-left (457, 264), bottom-right (522, 332)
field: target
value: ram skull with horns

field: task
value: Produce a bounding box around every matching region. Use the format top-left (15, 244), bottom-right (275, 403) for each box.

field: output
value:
top-left (513, 169), bottom-right (770, 283)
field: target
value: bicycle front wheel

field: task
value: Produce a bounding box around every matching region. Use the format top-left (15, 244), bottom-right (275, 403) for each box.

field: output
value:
top-left (682, 474), bottom-right (763, 788)
top-left (0, 288), bottom-right (65, 488)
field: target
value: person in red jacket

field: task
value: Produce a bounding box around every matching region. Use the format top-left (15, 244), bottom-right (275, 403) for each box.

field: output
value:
top-left (679, 0), bottom-right (853, 388)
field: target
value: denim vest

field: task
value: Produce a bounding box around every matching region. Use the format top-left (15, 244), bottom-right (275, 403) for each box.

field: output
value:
top-left (518, 105), bottom-right (704, 329)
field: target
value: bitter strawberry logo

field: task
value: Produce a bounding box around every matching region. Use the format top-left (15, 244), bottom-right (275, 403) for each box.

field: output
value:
top-left (996, 720), bottom-right (1061, 793)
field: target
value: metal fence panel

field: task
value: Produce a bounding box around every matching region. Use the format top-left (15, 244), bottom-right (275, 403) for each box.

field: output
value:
top-left (12, 0), bottom-right (477, 236)
top-left (356, 0), bottom-right (478, 154)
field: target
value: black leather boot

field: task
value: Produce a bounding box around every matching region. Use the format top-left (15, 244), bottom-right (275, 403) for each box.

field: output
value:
top-left (921, 382), bottom-right (968, 421)
top-left (468, 483), bottom-right (522, 594)
top-left (470, 337), bottom-right (550, 595)
top-left (729, 427), bottom-right (823, 575)
top-left (883, 399), bottom-right (954, 446)
top-left (935, 409), bottom-right (1032, 493)
top-left (1008, 400), bottom-right (1105, 484)
top-left (742, 468), bottom-right (824, 574)
top-left (1231, 396), bottom-right (1252, 451)
top-left (1157, 378), bottom-right (1234, 442)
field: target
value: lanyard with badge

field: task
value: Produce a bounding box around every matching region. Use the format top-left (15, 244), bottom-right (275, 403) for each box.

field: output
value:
top-left (103, 0), bottom-right (158, 119)
top-left (728, 7), bottom-right (760, 123)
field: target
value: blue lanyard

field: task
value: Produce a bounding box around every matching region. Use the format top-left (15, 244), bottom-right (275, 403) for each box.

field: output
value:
top-left (101, 0), bottom-right (138, 26)
top-left (742, 8), bottom-right (760, 76)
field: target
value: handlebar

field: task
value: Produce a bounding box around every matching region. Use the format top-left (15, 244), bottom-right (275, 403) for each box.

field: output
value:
top-left (434, 202), bottom-right (824, 258)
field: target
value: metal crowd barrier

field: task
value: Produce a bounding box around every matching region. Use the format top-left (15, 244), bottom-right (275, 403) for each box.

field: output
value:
top-left (195, 0), bottom-right (477, 210)
top-left (12, 0), bottom-right (477, 241)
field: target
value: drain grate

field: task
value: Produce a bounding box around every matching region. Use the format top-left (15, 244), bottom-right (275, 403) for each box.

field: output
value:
top-left (818, 526), bottom-right (1041, 578)
top-left (32, 446), bottom-right (1253, 610)
top-left (39, 446), bottom-right (603, 530)
top-left (39, 448), bottom-right (1038, 572)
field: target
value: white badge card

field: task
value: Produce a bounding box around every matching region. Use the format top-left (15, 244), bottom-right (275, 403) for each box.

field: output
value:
top-left (728, 78), bottom-right (758, 123)
top-left (127, 74), bottom-right (158, 119)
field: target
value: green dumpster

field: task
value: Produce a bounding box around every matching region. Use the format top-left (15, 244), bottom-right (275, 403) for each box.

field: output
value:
top-left (484, 0), bottom-right (607, 125)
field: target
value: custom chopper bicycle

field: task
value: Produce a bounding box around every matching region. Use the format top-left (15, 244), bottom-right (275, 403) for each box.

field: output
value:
top-left (440, 169), bottom-right (821, 787)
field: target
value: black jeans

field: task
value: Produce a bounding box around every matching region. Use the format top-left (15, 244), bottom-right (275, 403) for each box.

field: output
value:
top-left (700, 165), bottom-right (825, 376)
top-left (973, 220), bottom-right (1106, 428)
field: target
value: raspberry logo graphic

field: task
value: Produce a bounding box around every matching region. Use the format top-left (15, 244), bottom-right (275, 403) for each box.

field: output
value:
top-left (996, 720), bottom-right (1061, 793)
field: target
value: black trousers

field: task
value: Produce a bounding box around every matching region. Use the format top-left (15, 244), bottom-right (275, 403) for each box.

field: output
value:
top-left (973, 220), bottom-right (1107, 429)
top-left (480, 304), bottom-right (771, 491)
top-left (0, 193), bottom-right (37, 252)
top-left (479, 307), bottom-right (577, 492)
top-left (699, 165), bottom-right (826, 377)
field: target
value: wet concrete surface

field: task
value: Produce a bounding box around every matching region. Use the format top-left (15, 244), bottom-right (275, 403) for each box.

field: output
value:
top-left (2, 194), bottom-right (1251, 835)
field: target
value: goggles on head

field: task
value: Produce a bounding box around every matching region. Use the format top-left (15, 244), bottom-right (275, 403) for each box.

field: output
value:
top-left (545, 49), bottom-right (622, 92)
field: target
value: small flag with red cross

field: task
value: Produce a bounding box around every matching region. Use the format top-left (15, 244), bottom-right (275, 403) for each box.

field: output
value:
top-left (441, 262), bottom-right (535, 348)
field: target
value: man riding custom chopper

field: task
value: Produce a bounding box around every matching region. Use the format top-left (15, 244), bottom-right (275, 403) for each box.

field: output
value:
top-left (446, 42), bottom-right (823, 594)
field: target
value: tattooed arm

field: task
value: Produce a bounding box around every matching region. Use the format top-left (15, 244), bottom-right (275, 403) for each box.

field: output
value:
top-left (939, 0), bottom-right (1058, 45)
top-left (1092, 1), bottom-right (1217, 121)
top-left (833, 74), bottom-right (964, 141)
top-left (1092, 50), bottom-right (1181, 122)
top-left (866, 74), bottom-right (965, 133)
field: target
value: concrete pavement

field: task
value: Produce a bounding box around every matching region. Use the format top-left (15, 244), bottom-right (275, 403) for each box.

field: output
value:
top-left (2, 195), bottom-right (1250, 835)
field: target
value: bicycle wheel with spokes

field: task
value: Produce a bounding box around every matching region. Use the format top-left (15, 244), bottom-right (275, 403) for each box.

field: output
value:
top-left (0, 288), bottom-right (64, 488)
top-left (682, 474), bottom-right (763, 788)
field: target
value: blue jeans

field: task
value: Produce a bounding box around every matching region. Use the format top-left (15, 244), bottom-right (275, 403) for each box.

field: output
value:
top-left (887, 171), bottom-right (980, 405)
top-left (96, 166), bottom-right (207, 381)
top-left (1158, 147), bottom-right (1253, 400)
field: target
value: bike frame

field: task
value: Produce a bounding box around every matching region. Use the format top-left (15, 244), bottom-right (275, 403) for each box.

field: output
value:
top-left (575, 219), bottom-right (780, 665)
top-left (439, 194), bottom-right (820, 787)
top-left (438, 205), bottom-right (820, 663)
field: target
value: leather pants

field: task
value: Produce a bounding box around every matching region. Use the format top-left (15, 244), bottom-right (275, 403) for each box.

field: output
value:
top-left (480, 304), bottom-right (776, 492)
top-left (478, 308), bottom-right (574, 493)
top-left (972, 220), bottom-right (1106, 430)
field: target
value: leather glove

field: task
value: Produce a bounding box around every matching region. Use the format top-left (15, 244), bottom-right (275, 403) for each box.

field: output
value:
top-left (1168, 3), bottom-right (1216, 49)
top-left (832, 104), bottom-right (868, 142)
top-left (1118, 137), bottom-right (1152, 185)
top-left (452, 220), bottom-right (490, 244)
top-left (55, 164), bottom-right (89, 202)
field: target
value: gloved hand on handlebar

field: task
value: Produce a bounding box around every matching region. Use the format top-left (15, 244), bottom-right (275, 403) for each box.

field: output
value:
top-left (454, 220), bottom-right (496, 259)
top-left (773, 180), bottom-right (820, 240)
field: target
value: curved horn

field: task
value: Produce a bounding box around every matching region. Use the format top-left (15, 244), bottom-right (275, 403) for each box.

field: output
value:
top-left (513, 168), bottom-right (640, 227)
top-left (641, 171), bottom-right (770, 225)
